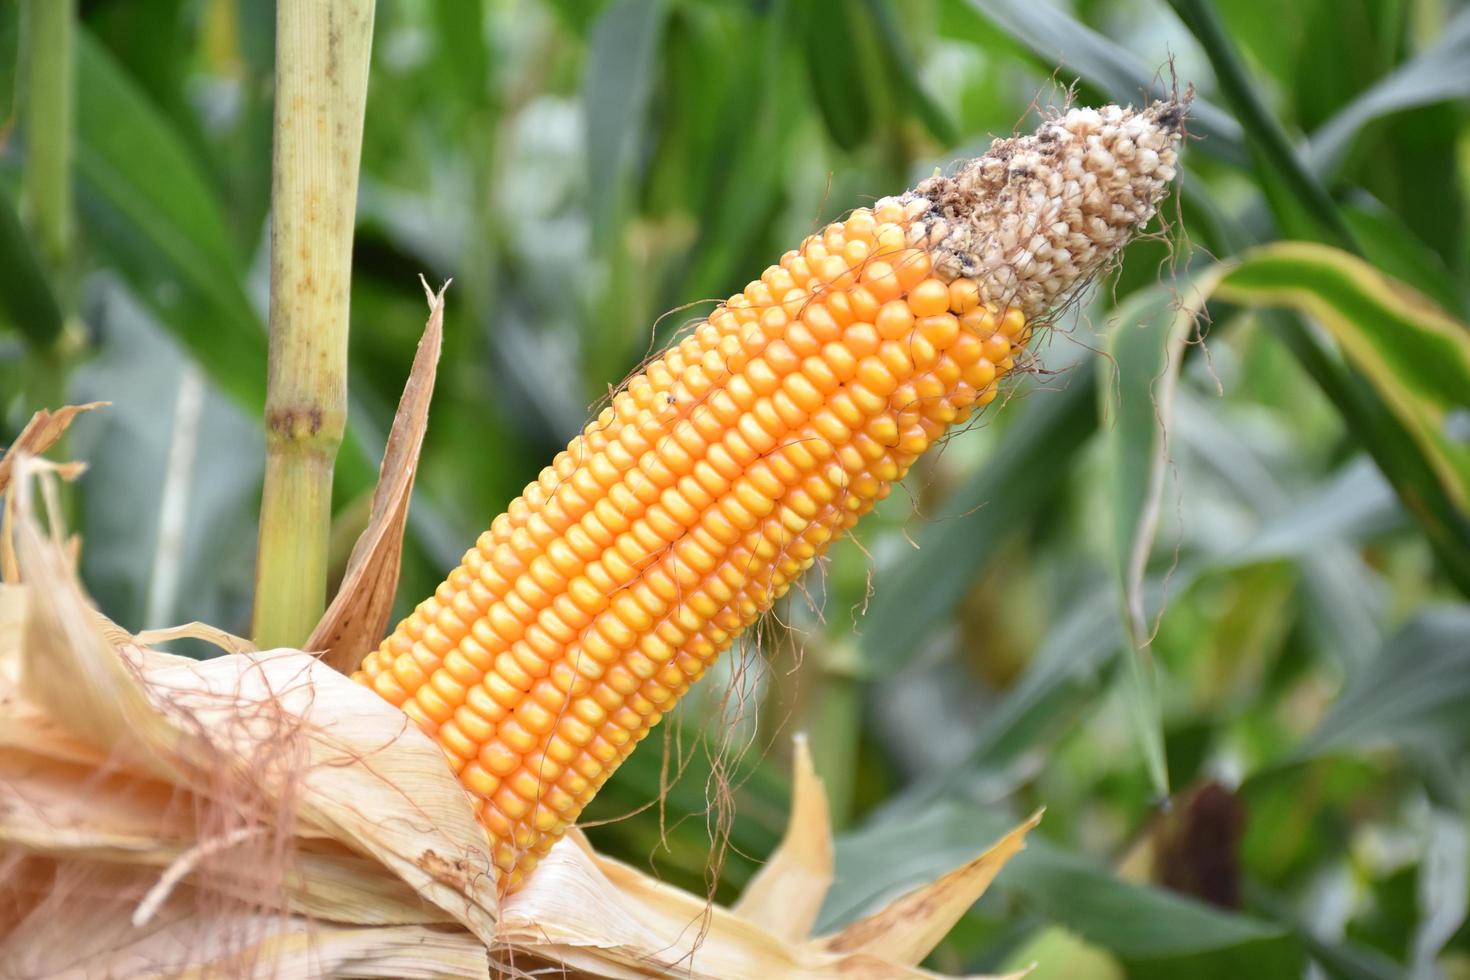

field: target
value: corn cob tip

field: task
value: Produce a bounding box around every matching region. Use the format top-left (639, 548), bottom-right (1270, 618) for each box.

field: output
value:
top-left (882, 98), bottom-right (1187, 320)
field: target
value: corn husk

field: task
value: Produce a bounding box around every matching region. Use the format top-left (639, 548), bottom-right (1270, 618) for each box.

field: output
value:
top-left (0, 403), bottom-right (104, 583)
top-left (307, 277), bottom-right (446, 674)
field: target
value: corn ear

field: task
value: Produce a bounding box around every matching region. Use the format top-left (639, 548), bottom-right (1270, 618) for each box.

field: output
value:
top-left (354, 100), bottom-right (1186, 888)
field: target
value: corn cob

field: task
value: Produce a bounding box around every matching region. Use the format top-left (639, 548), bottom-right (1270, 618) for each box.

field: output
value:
top-left (354, 101), bottom-right (1184, 890)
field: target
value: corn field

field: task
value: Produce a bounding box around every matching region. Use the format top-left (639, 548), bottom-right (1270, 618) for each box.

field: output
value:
top-left (2, 1), bottom-right (1470, 977)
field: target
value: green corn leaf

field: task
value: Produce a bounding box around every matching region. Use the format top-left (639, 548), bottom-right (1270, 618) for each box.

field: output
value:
top-left (585, 0), bottom-right (667, 247)
top-left (961, 0), bottom-right (1247, 166)
top-left (860, 357), bottom-right (1098, 676)
top-left (894, 439), bottom-right (1399, 814)
top-left (1100, 282), bottom-right (1213, 652)
top-left (861, 0), bottom-right (958, 146)
top-left (1301, 606), bottom-right (1470, 757)
top-left (799, 0), bottom-right (876, 151)
top-left (1342, 198), bottom-right (1466, 317)
top-left (1096, 279), bottom-right (1218, 799)
top-left (1167, 0), bottom-right (1358, 254)
top-left (75, 31), bottom-right (267, 412)
top-left (1306, 8), bottom-right (1470, 181)
top-left (429, 0), bottom-right (490, 111)
top-left (0, 189), bottom-right (63, 346)
top-left (1215, 243), bottom-right (1470, 524)
top-left (823, 801), bottom-right (1304, 976)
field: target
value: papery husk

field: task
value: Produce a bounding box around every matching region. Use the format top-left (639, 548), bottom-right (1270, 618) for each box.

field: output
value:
top-left (730, 731), bottom-right (832, 941)
top-left (2, 437), bottom-right (1036, 978)
top-left (1, 405), bottom-right (102, 583)
top-left (307, 277), bottom-right (446, 673)
top-left (0, 402), bottom-right (106, 495)
top-left (4, 861), bottom-right (490, 980)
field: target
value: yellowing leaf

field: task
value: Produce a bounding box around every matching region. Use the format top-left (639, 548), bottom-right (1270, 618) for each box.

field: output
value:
top-left (1215, 242), bottom-right (1470, 511)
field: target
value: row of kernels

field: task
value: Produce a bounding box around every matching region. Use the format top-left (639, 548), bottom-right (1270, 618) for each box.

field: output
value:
top-left (469, 293), bottom-right (745, 559)
top-left (593, 501), bottom-right (856, 780)
top-left (418, 407), bottom-right (706, 722)
top-left (515, 457), bottom-right (884, 856)
top-left (466, 473), bottom-right (811, 800)
top-left (527, 474), bottom-right (869, 825)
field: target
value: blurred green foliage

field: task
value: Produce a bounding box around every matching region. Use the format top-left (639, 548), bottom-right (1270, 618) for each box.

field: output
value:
top-left (3, 0), bottom-right (1470, 975)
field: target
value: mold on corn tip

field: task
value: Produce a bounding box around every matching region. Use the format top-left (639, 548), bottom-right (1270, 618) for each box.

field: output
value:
top-left (882, 98), bottom-right (1187, 319)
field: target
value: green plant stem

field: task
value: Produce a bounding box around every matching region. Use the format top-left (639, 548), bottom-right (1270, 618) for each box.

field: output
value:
top-left (20, 0), bottom-right (75, 277)
top-left (19, 0), bottom-right (79, 518)
top-left (252, 0), bottom-right (376, 649)
top-left (1167, 0), bottom-right (1359, 255)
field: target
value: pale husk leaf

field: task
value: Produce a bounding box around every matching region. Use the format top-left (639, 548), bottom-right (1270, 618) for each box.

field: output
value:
top-left (2, 863), bottom-right (489, 980)
top-left (502, 828), bottom-right (1026, 979)
top-left (0, 744), bottom-right (444, 927)
top-left (729, 732), bottom-right (833, 940)
top-left (11, 457), bottom-right (181, 771)
top-left (138, 648), bottom-right (502, 939)
top-left (0, 401), bottom-right (107, 494)
top-left (135, 622), bottom-right (258, 655)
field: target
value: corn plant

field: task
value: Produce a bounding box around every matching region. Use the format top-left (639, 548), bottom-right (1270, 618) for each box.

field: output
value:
top-left (2, 0), bottom-right (1469, 976)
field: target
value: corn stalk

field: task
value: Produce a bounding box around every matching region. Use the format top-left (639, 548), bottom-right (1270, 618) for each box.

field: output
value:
top-left (20, 0), bottom-right (74, 275)
top-left (252, 0), bottom-right (375, 649)
top-left (18, 0), bottom-right (77, 478)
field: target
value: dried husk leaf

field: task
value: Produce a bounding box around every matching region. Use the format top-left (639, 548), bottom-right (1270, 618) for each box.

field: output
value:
top-left (139, 649), bottom-right (502, 939)
top-left (0, 401), bottom-right (106, 493)
top-left (4, 462), bottom-right (501, 938)
top-left (730, 732), bottom-right (833, 940)
top-left (2, 863), bottom-right (490, 980)
top-left (817, 811), bottom-right (1043, 966)
top-left (0, 744), bottom-right (441, 927)
top-left (276, 842), bottom-right (457, 926)
top-left (135, 622), bottom-right (257, 655)
top-left (308, 278), bottom-right (446, 673)
top-left (11, 457), bottom-right (181, 770)
top-left (0, 582), bottom-right (26, 681)
top-left (0, 750), bottom-right (190, 864)
top-left (502, 830), bottom-right (1025, 979)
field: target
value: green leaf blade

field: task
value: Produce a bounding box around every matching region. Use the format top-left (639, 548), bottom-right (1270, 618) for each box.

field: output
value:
top-left (75, 31), bottom-right (267, 412)
top-left (1217, 242), bottom-right (1470, 512)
